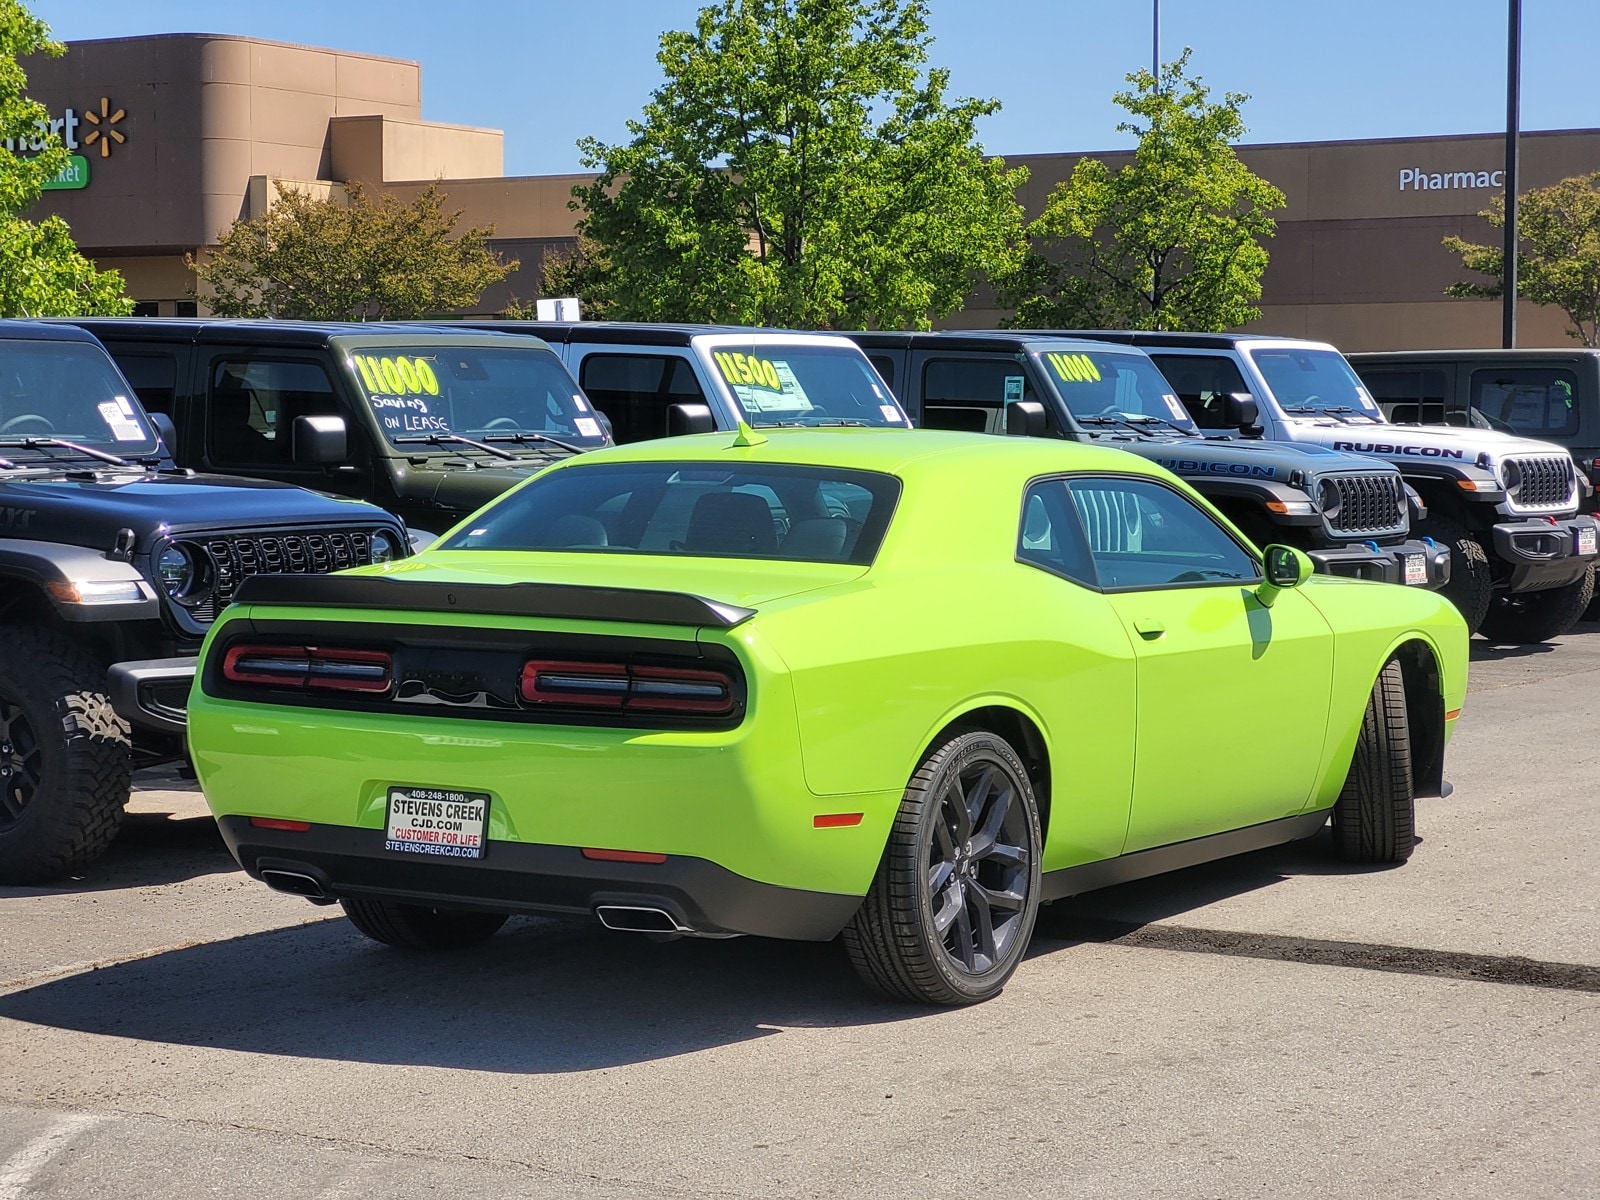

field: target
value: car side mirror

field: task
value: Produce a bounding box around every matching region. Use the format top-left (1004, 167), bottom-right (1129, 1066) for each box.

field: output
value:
top-left (1006, 400), bottom-right (1046, 438)
top-left (148, 411), bottom-right (178, 458)
top-left (1223, 392), bottom-right (1260, 434)
top-left (667, 402), bottom-right (716, 437)
top-left (293, 414), bottom-right (347, 465)
top-left (1256, 544), bottom-right (1314, 607)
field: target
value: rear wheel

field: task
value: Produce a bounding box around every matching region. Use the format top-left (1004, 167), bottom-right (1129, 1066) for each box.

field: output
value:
top-left (1478, 566), bottom-right (1594, 644)
top-left (843, 730), bottom-right (1042, 1006)
top-left (340, 898), bottom-right (509, 950)
top-left (1420, 515), bottom-right (1492, 634)
top-left (1332, 659), bottom-right (1415, 864)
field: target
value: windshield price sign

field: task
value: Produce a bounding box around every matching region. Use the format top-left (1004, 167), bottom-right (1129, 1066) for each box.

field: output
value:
top-left (713, 351), bottom-right (784, 392)
top-left (352, 354), bottom-right (448, 435)
top-left (1045, 352), bottom-right (1104, 384)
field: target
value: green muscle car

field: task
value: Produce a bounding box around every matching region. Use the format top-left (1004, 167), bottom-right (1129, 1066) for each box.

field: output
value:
top-left (187, 428), bottom-right (1468, 1006)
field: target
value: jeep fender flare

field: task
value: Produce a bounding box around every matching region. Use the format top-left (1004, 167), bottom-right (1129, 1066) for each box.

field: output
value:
top-left (0, 539), bottom-right (161, 622)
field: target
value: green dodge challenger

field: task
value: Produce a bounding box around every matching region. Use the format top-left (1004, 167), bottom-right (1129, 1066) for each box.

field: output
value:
top-left (188, 429), bottom-right (1468, 1006)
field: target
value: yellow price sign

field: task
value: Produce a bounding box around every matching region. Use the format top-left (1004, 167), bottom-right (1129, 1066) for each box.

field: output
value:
top-left (1045, 352), bottom-right (1103, 384)
top-left (714, 351), bottom-right (784, 392)
top-left (353, 354), bottom-right (441, 397)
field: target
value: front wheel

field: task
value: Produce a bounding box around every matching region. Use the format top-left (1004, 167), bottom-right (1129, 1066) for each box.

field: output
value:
top-left (843, 730), bottom-right (1042, 1006)
top-left (1478, 566), bottom-right (1594, 644)
top-left (340, 898), bottom-right (509, 950)
top-left (1332, 659), bottom-right (1415, 864)
top-left (1419, 514), bottom-right (1492, 634)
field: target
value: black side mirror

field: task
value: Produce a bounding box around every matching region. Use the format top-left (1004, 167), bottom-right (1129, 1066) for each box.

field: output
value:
top-left (148, 411), bottom-right (178, 458)
top-left (594, 410), bottom-right (614, 441)
top-left (1006, 400), bottom-right (1046, 438)
top-left (667, 402), bottom-right (716, 438)
top-left (1223, 392), bottom-right (1260, 434)
top-left (293, 414), bottom-right (348, 465)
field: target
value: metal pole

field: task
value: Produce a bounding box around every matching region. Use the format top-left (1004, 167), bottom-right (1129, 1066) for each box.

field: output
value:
top-left (1152, 0), bottom-right (1161, 84)
top-left (1503, 0), bottom-right (1521, 348)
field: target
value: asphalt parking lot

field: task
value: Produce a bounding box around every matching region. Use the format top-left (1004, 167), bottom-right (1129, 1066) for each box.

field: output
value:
top-left (1, 629), bottom-right (1597, 1199)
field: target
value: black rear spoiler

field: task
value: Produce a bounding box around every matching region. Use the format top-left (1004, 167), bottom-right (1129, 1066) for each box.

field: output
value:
top-left (232, 574), bottom-right (756, 628)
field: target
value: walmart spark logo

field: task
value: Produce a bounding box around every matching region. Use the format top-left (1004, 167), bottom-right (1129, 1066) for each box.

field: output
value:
top-left (80, 97), bottom-right (125, 158)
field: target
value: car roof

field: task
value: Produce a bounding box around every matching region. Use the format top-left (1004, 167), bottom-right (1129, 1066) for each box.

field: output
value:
top-left (1350, 348), bottom-right (1600, 361)
top-left (0, 319), bottom-right (102, 345)
top-left (457, 320), bottom-right (847, 348)
top-left (845, 330), bottom-right (1152, 355)
top-left (56, 318), bottom-right (550, 352)
top-left (1007, 330), bottom-right (1340, 352)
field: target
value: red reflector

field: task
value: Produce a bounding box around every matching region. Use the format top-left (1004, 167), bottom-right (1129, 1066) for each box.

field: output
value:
top-left (249, 817), bottom-right (311, 832)
top-left (581, 847), bottom-right (668, 863)
top-left (813, 813), bottom-right (864, 828)
top-left (521, 659), bottom-right (735, 715)
top-left (223, 644), bottom-right (392, 693)
top-left (1445, 708), bottom-right (1462, 721)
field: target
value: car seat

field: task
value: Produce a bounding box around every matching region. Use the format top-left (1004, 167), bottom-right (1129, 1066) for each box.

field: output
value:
top-left (682, 491), bottom-right (778, 556)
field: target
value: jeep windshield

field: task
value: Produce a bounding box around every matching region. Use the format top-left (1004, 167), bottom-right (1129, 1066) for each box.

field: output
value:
top-left (342, 342), bottom-right (610, 457)
top-left (0, 339), bottom-right (160, 460)
top-left (1249, 347), bottom-right (1383, 420)
top-left (1036, 347), bottom-right (1198, 433)
top-left (702, 341), bottom-right (908, 428)
top-left (443, 461), bottom-right (899, 565)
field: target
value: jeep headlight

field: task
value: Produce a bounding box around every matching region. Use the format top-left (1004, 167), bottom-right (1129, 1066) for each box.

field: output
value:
top-left (1499, 459), bottom-right (1522, 496)
top-left (156, 542), bottom-right (211, 605)
top-left (1318, 479), bottom-right (1341, 519)
top-left (369, 529), bottom-right (400, 564)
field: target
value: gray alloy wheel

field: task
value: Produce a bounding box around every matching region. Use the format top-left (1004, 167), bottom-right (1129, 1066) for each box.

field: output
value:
top-left (340, 897), bottom-right (510, 950)
top-left (844, 729), bottom-right (1042, 1006)
top-left (1331, 658), bottom-right (1415, 864)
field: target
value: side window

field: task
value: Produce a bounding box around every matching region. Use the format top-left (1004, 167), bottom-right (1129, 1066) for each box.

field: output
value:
top-left (1017, 480), bottom-right (1097, 587)
top-left (1065, 476), bottom-right (1260, 590)
top-left (1148, 353), bottom-right (1249, 429)
top-left (207, 358), bottom-right (338, 468)
top-left (867, 355), bottom-right (896, 392)
top-left (577, 353), bottom-right (707, 444)
top-left (1359, 368), bottom-right (1448, 425)
top-left (112, 351), bottom-right (178, 415)
top-left (1469, 368), bottom-right (1579, 437)
top-left (921, 357), bottom-right (1034, 434)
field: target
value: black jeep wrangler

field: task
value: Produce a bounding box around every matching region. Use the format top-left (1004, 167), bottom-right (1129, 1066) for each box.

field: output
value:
top-left (0, 321), bottom-right (408, 883)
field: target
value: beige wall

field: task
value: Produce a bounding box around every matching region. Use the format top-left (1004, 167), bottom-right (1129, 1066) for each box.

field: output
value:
top-left (329, 114), bottom-right (503, 185)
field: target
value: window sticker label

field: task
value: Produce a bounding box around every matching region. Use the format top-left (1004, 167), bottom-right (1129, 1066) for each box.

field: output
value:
top-left (1045, 352), bottom-right (1103, 383)
top-left (1004, 375), bottom-right (1026, 402)
top-left (879, 404), bottom-right (902, 423)
top-left (97, 400), bottom-right (144, 441)
top-left (1164, 394), bottom-right (1188, 420)
top-left (714, 352), bottom-right (814, 414)
top-left (575, 417), bottom-right (601, 438)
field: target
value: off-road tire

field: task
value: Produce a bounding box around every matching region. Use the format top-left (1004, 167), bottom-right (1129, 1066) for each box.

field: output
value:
top-left (0, 625), bottom-right (131, 884)
top-left (1420, 514), bottom-right (1492, 634)
top-left (1479, 565), bottom-right (1594, 644)
top-left (843, 730), bottom-right (1042, 1006)
top-left (1332, 659), bottom-right (1415, 864)
top-left (340, 897), bottom-right (509, 950)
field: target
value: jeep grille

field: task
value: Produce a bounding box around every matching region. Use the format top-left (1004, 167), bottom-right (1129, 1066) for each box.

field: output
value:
top-left (1506, 454), bottom-right (1575, 512)
top-left (1325, 474), bottom-right (1406, 537)
top-left (190, 530), bottom-right (377, 622)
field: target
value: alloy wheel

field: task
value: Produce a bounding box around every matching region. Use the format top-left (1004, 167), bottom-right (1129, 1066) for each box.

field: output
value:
top-left (0, 689), bottom-right (44, 829)
top-left (927, 758), bottom-right (1032, 975)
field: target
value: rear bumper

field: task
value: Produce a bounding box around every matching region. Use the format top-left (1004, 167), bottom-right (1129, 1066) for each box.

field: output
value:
top-left (217, 816), bottom-right (864, 942)
top-left (1488, 515), bottom-right (1599, 592)
top-left (1307, 538), bottom-right (1450, 589)
top-left (108, 656), bottom-right (195, 735)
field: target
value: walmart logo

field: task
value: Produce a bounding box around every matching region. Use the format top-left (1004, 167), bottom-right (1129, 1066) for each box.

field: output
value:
top-left (80, 97), bottom-right (125, 157)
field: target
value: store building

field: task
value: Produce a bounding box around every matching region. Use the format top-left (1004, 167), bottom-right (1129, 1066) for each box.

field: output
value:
top-left (18, 32), bottom-right (1600, 349)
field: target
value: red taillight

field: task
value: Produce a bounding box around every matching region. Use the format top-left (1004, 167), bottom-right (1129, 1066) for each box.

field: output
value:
top-left (519, 659), bottom-right (735, 716)
top-left (813, 813), bottom-right (864, 828)
top-left (249, 816), bottom-right (311, 832)
top-left (581, 847), bottom-right (668, 863)
top-left (223, 644), bottom-right (393, 694)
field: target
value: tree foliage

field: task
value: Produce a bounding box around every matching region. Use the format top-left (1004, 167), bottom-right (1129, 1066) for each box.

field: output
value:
top-left (570, 0), bottom-right (1026, 330)
top-left (516, 231), bottom-right (613, 320)
top-left (1000, 50), bottom-right (1283, 332)
top-left (0, 0), bottom-right (130, 316)
top-left (192, 181), bottom-right (514, 320)
top-left (1444, 172), bottom-right (1600, 347)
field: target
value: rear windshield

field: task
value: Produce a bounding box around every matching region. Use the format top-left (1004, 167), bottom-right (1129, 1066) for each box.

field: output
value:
top-left (343, 342), bottom-right (610, 452)
top-left (442, 461), bottom-right (900, 565)
top-left (0, 339), bottom-right (159, 455)
top-left (704, 343), bottom-right (908, 429)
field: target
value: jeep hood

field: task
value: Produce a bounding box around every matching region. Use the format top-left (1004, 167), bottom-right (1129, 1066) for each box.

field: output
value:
top-left (1286, 418), bottom-right (1568, 460)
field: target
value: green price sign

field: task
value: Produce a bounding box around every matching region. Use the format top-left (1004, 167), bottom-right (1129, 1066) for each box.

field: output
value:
top-left (41, 154), bottom-right (89, 191)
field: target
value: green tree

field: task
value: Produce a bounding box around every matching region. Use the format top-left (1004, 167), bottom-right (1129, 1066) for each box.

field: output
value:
top-left (1444, 171), bottom-right (1600, 346)
top-left (1000, 50), bottom-right (1284, 332)
top-left (192, 181), bottom-right (514, 320)
top-left (0, 0), bottom-right (131, 316)
top-left (500, 232), bottom-right (614, 320)
top-left (571, 0), bottom-right (1026, 330)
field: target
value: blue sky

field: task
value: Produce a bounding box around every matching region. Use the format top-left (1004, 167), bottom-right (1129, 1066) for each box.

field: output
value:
top-left (28, 0), bottom-right (1600, 177)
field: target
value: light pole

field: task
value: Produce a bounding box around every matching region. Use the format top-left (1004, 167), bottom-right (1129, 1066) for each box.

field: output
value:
top-left (1152, 0), bottom-right (1161, 83)
top-left (1503, 0), bottom-right (1521, 348)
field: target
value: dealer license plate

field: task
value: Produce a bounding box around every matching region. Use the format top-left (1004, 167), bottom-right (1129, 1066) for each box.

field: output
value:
top-left (1580, 527), bottom-right (1597, 556)
top-left (384, 787), bottom-right (489, 859)
top-left (1404, 553), bottom-right (1427, 586)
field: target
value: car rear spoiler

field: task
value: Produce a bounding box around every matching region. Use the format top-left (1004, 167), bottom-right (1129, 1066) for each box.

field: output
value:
top-left (233, 574), bottom-right (756, 628)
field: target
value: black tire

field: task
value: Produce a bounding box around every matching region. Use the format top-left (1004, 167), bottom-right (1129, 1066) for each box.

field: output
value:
top-left (843, 729), bottom-right (1042, 1006)
top-left (0, 625), bottom-right (131, 884)
top-left (1419, 514), bottom-right (1492, 634)
top-left (1332, 659), bottom-right (1415, 864)
top-left (340, 897), bottom-right (509, 950)
top-left (1479, 565), bottom-right (1594, 644)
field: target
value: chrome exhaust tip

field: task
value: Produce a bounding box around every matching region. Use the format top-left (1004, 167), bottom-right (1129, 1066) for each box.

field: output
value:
top-left (594, 905), bottom-right (688, 934)
top-left (260, 869), bottom-right (327, 900)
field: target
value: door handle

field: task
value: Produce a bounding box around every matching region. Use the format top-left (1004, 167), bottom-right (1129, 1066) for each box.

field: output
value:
top-left (1132, 617), bottom-right (1165, 639)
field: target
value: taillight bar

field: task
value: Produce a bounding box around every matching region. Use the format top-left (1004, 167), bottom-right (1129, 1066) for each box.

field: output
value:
top-left (223, 644), bottom-right (393, 694)
top-left (520, 659), bottom-right (735, 716)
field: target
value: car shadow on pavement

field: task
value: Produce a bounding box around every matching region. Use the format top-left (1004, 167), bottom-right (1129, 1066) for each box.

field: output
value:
top-left (0, 913), bottom-right (910, 1072)
top-left (0, 809), bottom-right (238, 898)
top-left (1470, 640), bottom-right (1561, 662)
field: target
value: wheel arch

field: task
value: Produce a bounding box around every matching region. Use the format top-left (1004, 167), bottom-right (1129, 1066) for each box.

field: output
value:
top-left (1389, 637), bottom-right (1447, 800)
top-left (915, 701), bottom-right (1053, 846)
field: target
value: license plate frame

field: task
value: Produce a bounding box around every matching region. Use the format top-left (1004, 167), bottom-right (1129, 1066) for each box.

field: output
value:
top-left (1403, 553), bottom-right (1427, 586)
top-left (384, 786), bottom-right (490, 860)
top-left (1580, 527), bottom-right (1597, 556)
